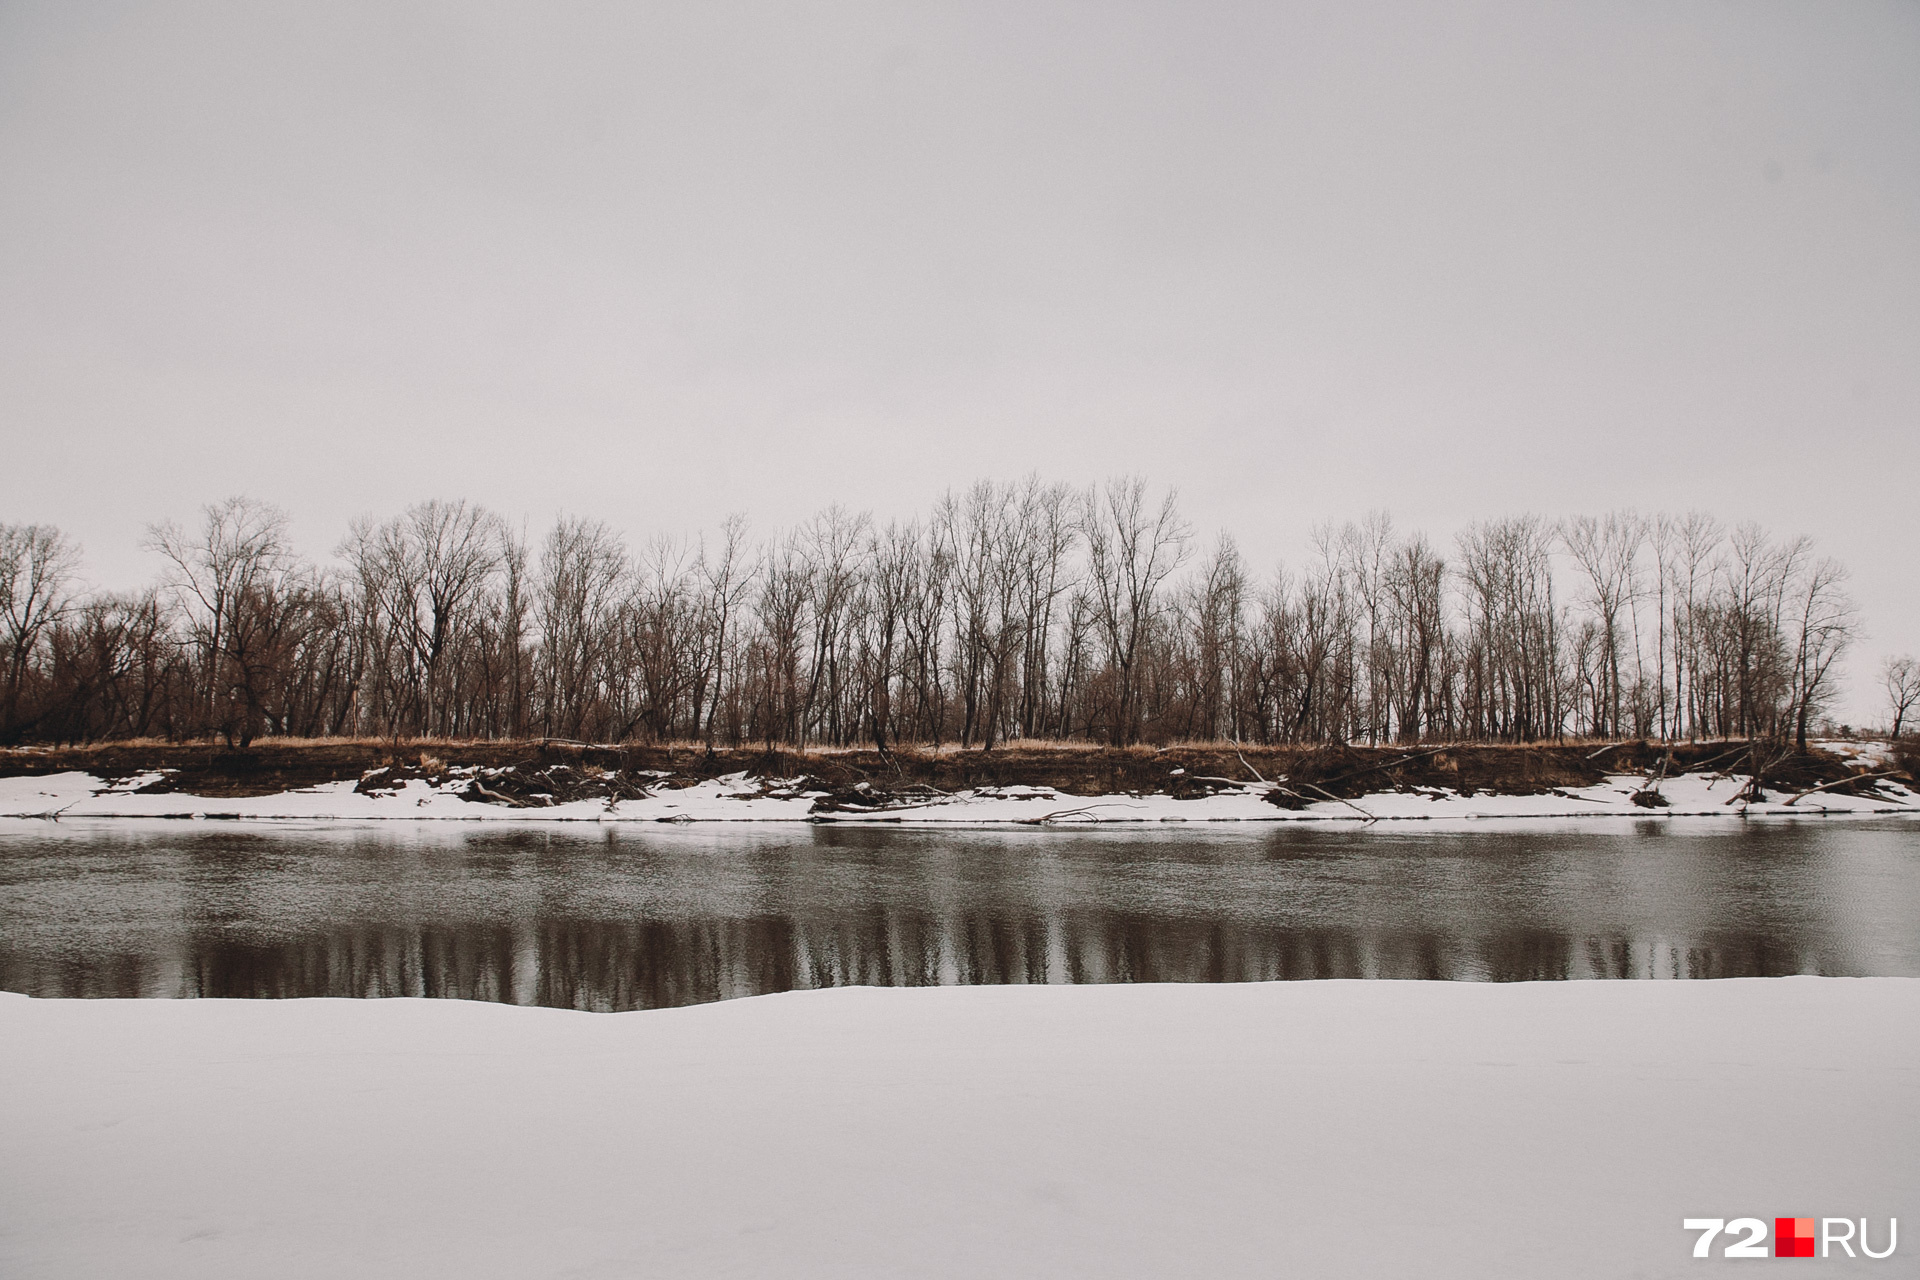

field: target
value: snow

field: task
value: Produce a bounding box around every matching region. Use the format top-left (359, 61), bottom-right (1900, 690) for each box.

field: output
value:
top-left (1, 978), bottom-right (1913, 1278)
top-left (1, 765), bottom-right (1915, 825)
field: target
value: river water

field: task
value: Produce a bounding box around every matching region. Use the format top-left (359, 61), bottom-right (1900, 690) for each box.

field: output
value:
top-left (1, 818), bottom-right (1916, 1009)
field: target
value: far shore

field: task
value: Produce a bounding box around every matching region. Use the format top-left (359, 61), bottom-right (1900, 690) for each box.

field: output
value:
top-left (1, 737), bottom-right (1913, 825)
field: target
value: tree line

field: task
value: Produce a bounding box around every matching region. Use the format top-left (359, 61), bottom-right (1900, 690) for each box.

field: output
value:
top-left (0, 477), bottom-right (1885, 752)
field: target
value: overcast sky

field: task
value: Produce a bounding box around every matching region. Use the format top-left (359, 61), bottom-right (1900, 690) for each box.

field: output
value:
top-left (1, 1), bottom-right (1915, 718)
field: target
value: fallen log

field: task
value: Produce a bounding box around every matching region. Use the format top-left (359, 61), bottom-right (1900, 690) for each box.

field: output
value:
top-left (1298, 782), bottom-right (1376, 822)
top-left (1781, 770), bottom-right (1908, 806)
top-left (466, 781), bottom-right (532, 808)
top-left (1014, 802), bottom-right (1139, 826)
top-left (1232, 743), bottom-right (1269, 785)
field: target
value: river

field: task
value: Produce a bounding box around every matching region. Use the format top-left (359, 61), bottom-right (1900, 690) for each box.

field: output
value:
top-left (2, 817), bottom-right (1916, 1009)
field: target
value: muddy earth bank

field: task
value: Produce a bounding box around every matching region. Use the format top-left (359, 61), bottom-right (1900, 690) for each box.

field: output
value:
top-left (1, 739), bottom-right (1909, 813)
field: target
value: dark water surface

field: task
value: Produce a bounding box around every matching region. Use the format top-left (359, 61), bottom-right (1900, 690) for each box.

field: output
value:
top-left (2, 818), bottom-right (1916, 1009)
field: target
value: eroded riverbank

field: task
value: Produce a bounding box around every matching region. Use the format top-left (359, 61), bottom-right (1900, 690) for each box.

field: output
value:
top-left (0, 739), bottom-right (1914, 823)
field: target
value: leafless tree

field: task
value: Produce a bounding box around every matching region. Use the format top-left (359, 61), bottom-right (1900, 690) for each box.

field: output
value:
top-left (2, 485), bottom-right (1885, 754)
top-left (862, 520), bottom-right (924, 751)
top-left (146, 497), bottom-right (302, 745)
top-left (42, 591), bottom-right (181, 742)
top-left (1882, 656), bottom-right (1920, 740)
top-left (492, 523), bottom-right (534, 738)
top-left (1719, 525), bottom-right (1800, 741)
top-left (0, 523), bottom-right (81, 743)
top-left (1663, 512), bottom-right (1723, 739)
top-left (1182, 534), bottom-right (1247, 742)
top-left (535, 517), bottom-right (626, 740)
top-left (1011, 476), bottom-right (1079, 741)
top-left (346, 500), bottom-right (508, 737)
top-left (693, 515), bottom-right (755, 745)
top-left (1455, 516), bottom-right (1561, 741)
top-left (1080, 477), bottom-right (1191, 745)
top-left (1384, 532), bottom-right (1446, 742)
top-left (1784, 556), bottom-right (1855, 753)
top-left (1563, 512), bottom-right (1645, 739)
top-left (1334, 513), bottom-right (1395, 743)
top-left (752, 533), bottom-right (812, 746)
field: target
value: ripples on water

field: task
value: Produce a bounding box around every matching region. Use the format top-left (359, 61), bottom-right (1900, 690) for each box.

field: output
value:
top-left (2, 819), bottom-right (1916, 1009)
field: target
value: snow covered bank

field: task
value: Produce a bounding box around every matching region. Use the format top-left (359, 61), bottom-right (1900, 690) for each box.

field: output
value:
top-left (2, 766), bottom-right (1915, 823)
top-left (2, 979), bottom-right (1913, 1278)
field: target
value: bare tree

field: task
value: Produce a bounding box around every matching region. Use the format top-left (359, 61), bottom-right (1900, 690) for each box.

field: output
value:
top-left (493, 522), bottom-right (533, 738)
top-left (146, 498), bottom-right (302, 745)
top-left (350, 500), bottom-right (507, 737)
top-left (535, 517), bottom-right (626, 740)
top-left (1011, 476), bottom-right (1079, 740)
top-left (902, 525), bottom-right (952, 745)
top-left (797, 505), bottom-right (871, 746)
top-left (1882, 656), bottom-right (1920, 740)
top-left (1336, 512), bottom-right (1395, 743)
top-left (1384, 532), bottom-right (1446, 742)
top-left (40, 590), bottom-right (180, 743)
top-left (1455, 516), bottom-right (1561, 741)
top-left (753, 533), bottom-right (812, 746)
top-left (940, 482), bottom-right (1035, 749)
top-left (1080, 477), bottom-right (1191, 745)
top-left (863, 520), bottom-right (924, 751)
top-left (1183, 534), bottom-right (1246, 741)
top-left (1664, 512), bottom-right (1723, 739)
top-left (3, 485), bottom-right (1890, 755)
top-left (1563, 512), bottom-right (1645, 739)
top-left (693, 514), bottom-right (755, 746)
top-left (1721, 525), bottom-right (1800, 741)
top-left (1785, 556), bottom-right (1855, 753)
top-left (0, 524), bottom-right (82, 742)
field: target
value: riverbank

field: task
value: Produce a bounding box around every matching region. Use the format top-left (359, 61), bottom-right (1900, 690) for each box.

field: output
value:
top-left (0, 739), bottom-right (1912, 822)
top-left (2, 978), bottom-right (1912, 1278)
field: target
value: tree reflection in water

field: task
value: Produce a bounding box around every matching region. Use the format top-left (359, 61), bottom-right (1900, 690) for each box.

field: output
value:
top-left (1, 819), bottom-right (1914, 1008)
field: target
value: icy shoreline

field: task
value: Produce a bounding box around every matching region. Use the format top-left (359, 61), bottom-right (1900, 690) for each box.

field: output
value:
top-left (2, 765), bottom-right (1915, 824)
top-left (2, 978), bottom-right (1913, 1279)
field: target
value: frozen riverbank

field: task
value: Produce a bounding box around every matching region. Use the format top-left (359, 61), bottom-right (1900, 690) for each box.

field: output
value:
top-left (1, 979), bottom-right (1912, 1278)
top-left (3, 764), bottom-right (1916, 823)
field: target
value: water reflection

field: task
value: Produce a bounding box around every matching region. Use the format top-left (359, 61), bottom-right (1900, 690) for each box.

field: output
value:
top-left (1, 819), bottom-right (1915, 1009)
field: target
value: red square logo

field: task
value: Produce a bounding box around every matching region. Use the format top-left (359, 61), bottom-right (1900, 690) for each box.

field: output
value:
top-left (1775, 1218), bottom-right (1816, 1258)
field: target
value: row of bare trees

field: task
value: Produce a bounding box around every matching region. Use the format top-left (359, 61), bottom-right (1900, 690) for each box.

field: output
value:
top-left (0, 481), bottom-right (1886, 751)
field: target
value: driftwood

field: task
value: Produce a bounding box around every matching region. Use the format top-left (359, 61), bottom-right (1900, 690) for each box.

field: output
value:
top-left (1632, 749), bottom-right (1673, 806)
top-left (1683, 744), bottom-right (1750, 777)
top-left (467, 781), bottom-right (533, 808)
top-left (1297, 782), bottom-right (1376, 822)
top-left (816, 796), bottom-right (952, 816)
top-left (1724, 744), bottom-right (1795, 805)
top-left (1781, 771), bottom-right (1908, 807)
top-left (1014, 802), bottom-right (1138, 826)
top-left (1232, 742), bottom-right (1269, 785)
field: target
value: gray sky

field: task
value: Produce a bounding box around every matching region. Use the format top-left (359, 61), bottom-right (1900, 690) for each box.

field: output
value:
top-left (1, 1), bottom-right (1915, 718)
